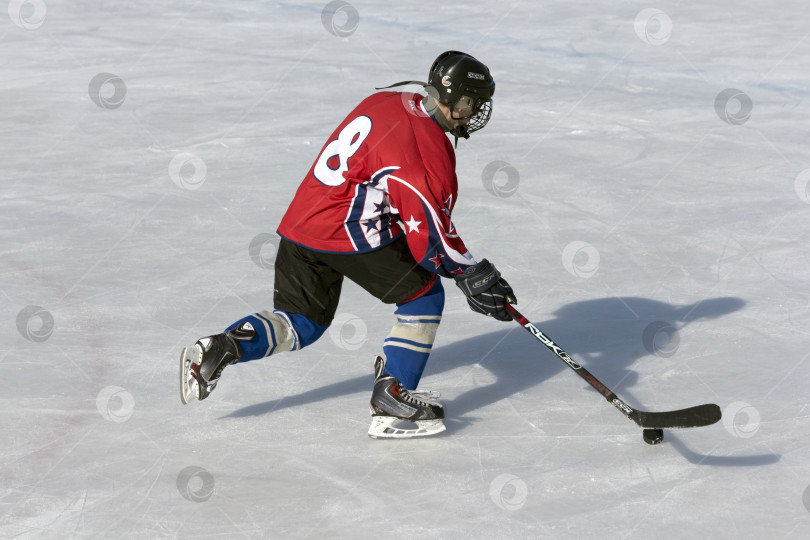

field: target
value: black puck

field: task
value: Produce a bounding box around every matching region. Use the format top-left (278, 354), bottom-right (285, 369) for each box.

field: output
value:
top-left (643, 428), bottom-right (664, 445)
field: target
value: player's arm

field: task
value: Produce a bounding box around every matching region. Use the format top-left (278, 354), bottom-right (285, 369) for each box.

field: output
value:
top-left (385, 172), bottom-right (473, 278)
top-left (385, 171), bottom-right (516, 320)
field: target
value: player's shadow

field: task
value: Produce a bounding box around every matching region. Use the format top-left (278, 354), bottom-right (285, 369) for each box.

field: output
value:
top-left (225, 295), bottom-right (778, 465)
top-left (435, 296), bottom-right (743, 429)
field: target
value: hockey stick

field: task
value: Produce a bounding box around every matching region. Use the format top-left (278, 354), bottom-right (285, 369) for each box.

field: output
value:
top-left (506, 304), bottom-right (721, 429)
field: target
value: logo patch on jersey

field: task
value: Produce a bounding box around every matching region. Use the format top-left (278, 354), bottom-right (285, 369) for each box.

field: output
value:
top-left (440, 195), bottom-right (456, 234)
top-left (441, 76), bottom-right (452, 87)
top-left (468, 71), bottom-right (485, 80)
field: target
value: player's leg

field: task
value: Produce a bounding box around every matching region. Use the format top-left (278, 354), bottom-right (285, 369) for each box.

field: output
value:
top-left (318, 237), bottom-right (447, 437)
top-left (381, 278), bottom-right (445, 390)
top-left (368, 279), bottom-right (447, 438)
top-left (368, 279), bottom-right (445, 438)
top-left (322, 236), bottom-right (442, 389)
top-left (180, 239), bottom-right (338, 403)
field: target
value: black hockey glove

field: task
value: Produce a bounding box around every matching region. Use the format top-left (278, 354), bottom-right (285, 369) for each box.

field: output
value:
top-left (454, 259), bottom-right (517, 321)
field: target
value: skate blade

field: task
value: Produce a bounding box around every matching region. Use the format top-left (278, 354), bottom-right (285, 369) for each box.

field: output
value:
top-left (367, 416), bottom-right (446, 439)
top-left (179, 346), bottom-right (202, 405)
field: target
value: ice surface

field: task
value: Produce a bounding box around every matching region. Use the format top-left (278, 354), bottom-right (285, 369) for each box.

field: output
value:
top-left (2, 1), bottom-right (810, 538)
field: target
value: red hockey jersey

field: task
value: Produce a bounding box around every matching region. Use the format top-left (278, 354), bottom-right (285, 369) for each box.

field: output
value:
top-left (277, 92), bottom-right (476, 278)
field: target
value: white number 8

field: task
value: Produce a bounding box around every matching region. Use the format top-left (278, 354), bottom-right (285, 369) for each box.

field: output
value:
top-left (313, 115), bottom-right (373, 186)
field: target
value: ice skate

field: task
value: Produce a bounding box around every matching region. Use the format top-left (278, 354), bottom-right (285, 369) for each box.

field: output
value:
top-left (368, 356), bottom-right (446, 439)
top-left (179, 323), bottom-right (254, 404)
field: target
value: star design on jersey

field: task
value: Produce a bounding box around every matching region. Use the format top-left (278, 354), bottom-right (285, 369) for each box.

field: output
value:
top-left (428, 250), bottom-right (444, 269)
top-left (404, 215), bottom-right (421, 233)
top-left (373, 201), bottom-right (387, 214)
top-left (363, 218), bottom-right (380, 232)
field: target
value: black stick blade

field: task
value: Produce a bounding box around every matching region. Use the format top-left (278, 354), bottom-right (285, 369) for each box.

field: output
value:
top-left (632, 403), bottom-right (721, 429)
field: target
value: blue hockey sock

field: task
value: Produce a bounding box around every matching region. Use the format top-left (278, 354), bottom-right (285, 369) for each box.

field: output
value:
top-left (225, 310), bottom-right (327, 362)
top-left (382, 279), bottom-right (445, 389)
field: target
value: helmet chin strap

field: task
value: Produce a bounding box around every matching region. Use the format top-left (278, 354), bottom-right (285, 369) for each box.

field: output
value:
top-left (422, 94), bottom-right (469, 147)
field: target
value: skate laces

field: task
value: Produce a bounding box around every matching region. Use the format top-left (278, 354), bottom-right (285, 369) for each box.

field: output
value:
top-left (411, 389), bottom-right (441, 401)
top-left (400, 384), bottom-right (441, 406)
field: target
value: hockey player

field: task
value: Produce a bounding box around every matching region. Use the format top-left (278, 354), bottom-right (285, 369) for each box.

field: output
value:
top-left (180, 51), bottom-right (516, 438)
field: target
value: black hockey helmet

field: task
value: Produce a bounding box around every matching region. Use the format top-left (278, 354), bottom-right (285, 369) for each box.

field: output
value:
top-left (374, 51), bottom-right (495, 143)
top-left (426, 50), bottom-right (495, 137)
